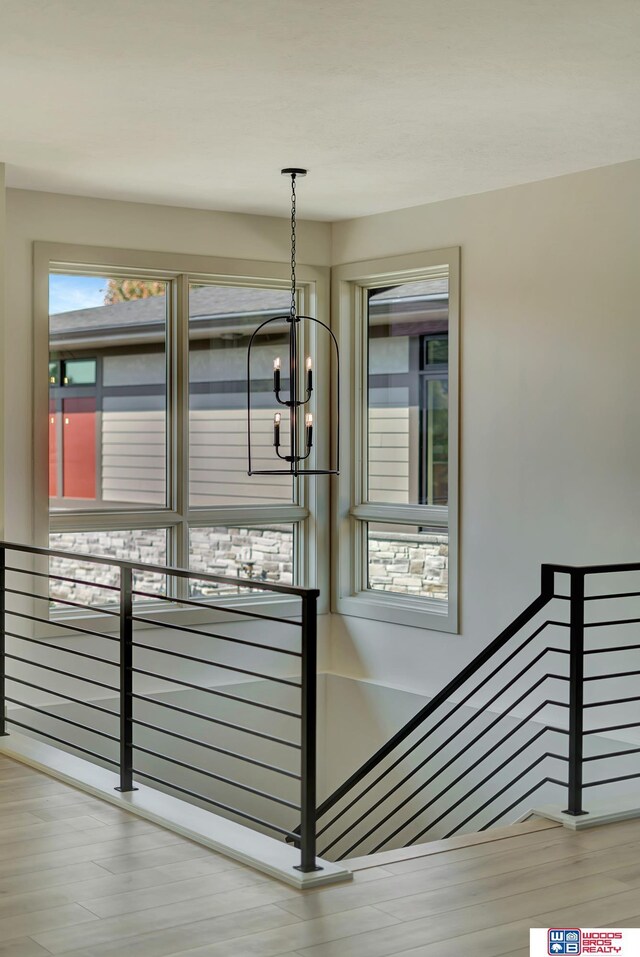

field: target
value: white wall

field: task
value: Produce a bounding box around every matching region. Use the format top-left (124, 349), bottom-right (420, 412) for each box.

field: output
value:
top-left (4, 188), bottom-right (331, 544)
top-left (0, 164), bottom-right (5, 537)
top-left (329, 159), bottom-right (640, 704)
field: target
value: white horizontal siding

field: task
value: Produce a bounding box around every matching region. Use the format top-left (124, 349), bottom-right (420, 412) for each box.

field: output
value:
top-left (101, 411), bottom-right (166, 506)
top-left (368, 407), bottom-right (410, 504)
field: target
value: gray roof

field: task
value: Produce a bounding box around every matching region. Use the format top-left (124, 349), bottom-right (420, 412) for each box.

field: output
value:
top-left (50, 284), bottom-right (292, 336)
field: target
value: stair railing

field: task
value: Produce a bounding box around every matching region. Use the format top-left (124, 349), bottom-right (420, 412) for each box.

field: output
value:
top-left (0, 540), bottom-right (321, 873)
top-left (311, 562), bottom-right (640, 860)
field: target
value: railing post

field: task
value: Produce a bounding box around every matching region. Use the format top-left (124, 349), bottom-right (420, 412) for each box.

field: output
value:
top-left (116, 566), bottom-right (136, 793)
top-left (565, 569), bottom-right (587, 816)
top-left (540, 563), bottom-right (555, 601)
top-left (297, 591), bottom-right (321, 872)
top-left (0, 547), bottom-right (7, 737)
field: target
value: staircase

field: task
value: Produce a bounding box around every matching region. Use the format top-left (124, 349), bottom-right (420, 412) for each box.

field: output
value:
top-left (309, 561), bottom-right (640, 860)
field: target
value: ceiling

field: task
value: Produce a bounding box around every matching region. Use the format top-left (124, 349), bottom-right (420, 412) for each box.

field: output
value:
top-left (0, 0), bottom-right (638, 221)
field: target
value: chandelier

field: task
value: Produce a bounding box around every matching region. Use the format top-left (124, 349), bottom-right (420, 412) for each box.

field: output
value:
top-left (246, 169), bottom-right (339, 477)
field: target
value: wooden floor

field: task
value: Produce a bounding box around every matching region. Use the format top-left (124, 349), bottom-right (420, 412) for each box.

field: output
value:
top-left (0, 757), bottom-right (639, 957)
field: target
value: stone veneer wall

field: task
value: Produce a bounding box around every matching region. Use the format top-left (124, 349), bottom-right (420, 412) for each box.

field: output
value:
top-left (48, 527), bottom-right (447, 603)
top-left (368, 531), bottom-right (448, 599)
top-left (48, 526), bottom-right (293, 604)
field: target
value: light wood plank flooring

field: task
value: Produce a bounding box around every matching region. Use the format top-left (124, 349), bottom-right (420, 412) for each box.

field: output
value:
top-left (0, 756), bottom-right (639, 956)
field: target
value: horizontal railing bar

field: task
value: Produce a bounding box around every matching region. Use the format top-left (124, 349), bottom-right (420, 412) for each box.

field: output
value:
top-left (130, 666), bottom-right (300, 718)
top-left (435, 753), bottom-right (554, 846)
top-left (5, 653), bottom-right (118, 693)
top-left (132, 743), bottom-right (299, 810)
top-left (383, 724), bottom-right (569, 855)
top-left (477, 776), bottom-right (566, 833)
top-left (5, 717), bottom-right (119, 766)
top-left (583, 773), bottom-right (640, 788)
top-left (131, 716), bottom-right (299, 779)
top-left (319, 666), bottom-right (566, 852)
top-left (131, 767), bottom-right (295, 838)
top-left (133, 615), bottom-right (302, 658)
top-left (584, 671), bottom-right (640, 681)
top-left (5, 609), bottom-right (119, 641)
top-left (350, 734), bottom-right (556, 859)
top-left (314, 594), bottom-right (555, 824)
top-left (132, 635), bottom-right (301, 686)
top-left (1, 540), bottom-right (317, 599)
top-left (132, 589), bottom-right (302, 629)
top-left (555, 591), bottom-right (640, 602)
top-left (585, 618), bottom-right (640, 628)
top-left (583, 747), bottom-right (640, 762)
top-left (320, 697), bottom-right (555, 856)
top-left (130, 692), bottom-right (300, 749)
top-left (317, 647), bottom-right (566, 842)
top-left (6, 632), bottom-right (118, 668)
top-left (584, 721), bottom-right (640, 734)
top-left (5, 565), bottom-right (121, 591)
top-left (316, 636), bottom-right (555, 840)
top-left (9, 587), bottom-right (121, 618)
top-left (584, 695), bottom-right (640, 708)
top-left (5, 696), bottom-right (120, 742)
top-left (6, 675), bottom-right (118, 716)
top-left (585, 644), bottom-right (640, 654)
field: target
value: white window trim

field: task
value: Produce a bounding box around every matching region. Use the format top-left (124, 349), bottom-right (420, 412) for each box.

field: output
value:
top-left (33, 242), bottom-right (331, 626)
top-left (331, 247), bottom-right (460, 633)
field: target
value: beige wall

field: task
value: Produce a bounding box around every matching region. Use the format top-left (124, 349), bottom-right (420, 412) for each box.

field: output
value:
top-left (330, 159), bottom-right (640, 698)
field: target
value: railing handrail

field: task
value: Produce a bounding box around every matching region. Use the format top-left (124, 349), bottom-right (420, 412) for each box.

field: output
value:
top-left (0, 539), bottom-right (319, 599)
top-left (314, 588), bottom-right (553, 822)
top-left (544, 561), bottom-right (640, 575)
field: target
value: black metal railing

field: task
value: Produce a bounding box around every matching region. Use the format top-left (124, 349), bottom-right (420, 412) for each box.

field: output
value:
top-left (0, 540), bottom-right (321, 873)
top-left (308, 562), bottom-right (640, 860)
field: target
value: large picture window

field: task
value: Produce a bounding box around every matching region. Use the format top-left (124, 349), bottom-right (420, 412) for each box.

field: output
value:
top-left (333, 249), bottom-right (459, 631)
top-left (37, 245), bottom-right (327, 609)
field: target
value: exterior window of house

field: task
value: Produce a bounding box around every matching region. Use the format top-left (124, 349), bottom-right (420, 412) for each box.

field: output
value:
top-left (40, 247), bottom-right (323, 609)
top-left (333, 249), bottom-right (459, 632)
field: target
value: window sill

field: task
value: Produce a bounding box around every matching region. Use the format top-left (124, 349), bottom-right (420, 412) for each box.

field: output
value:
top-left (335, 590), bottom-right (458, 633)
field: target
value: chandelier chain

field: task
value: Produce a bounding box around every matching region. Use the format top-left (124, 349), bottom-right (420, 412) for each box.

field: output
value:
top-left (289, 173), bottom-right (297, 319)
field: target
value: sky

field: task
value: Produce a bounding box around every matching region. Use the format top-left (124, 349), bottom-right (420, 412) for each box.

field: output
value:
top-left (49, 274), bottom-right (108, 315)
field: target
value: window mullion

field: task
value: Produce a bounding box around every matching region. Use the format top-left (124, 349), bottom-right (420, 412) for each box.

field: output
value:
top-left (172, 274), bottom-right (190, 594)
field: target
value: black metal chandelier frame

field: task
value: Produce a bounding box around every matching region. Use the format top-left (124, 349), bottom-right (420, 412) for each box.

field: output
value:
top-left (247, 169), bottom-right (340, 477)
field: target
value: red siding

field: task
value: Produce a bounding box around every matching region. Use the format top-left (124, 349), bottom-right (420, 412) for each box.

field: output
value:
top-left (62, 397), bottom-right (96, 499)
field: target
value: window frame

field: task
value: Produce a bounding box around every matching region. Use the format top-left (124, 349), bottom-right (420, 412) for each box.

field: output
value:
top-left (331, 248), bottom-right (460, 633)
top-left (34, 242), bottom-right (330, 622)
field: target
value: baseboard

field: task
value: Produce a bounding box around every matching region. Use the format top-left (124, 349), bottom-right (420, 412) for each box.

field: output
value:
top-left (0, 732), bottom-right (351, 889)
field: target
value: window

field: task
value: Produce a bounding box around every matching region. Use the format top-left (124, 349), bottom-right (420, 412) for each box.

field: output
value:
top-left (333, 249), bottom-right (459, 631)
top-left (37, 245), bottom-right (327, 610)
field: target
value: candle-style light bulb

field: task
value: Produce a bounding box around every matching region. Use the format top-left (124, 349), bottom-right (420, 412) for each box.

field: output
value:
top-left (305, 412), bottom-right (313, 450)
top-left (273, 412), bottom-right (281, 447)
top-left (305, 413), bottom-right (313, 426)
top-left (305, 355), bottom-right (313, 393)
top-left (273, 356), bottom-right (281, 394)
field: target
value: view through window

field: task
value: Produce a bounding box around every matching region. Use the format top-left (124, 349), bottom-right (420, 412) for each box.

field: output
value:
top-left (47, 271), bottom-right (302, 602)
